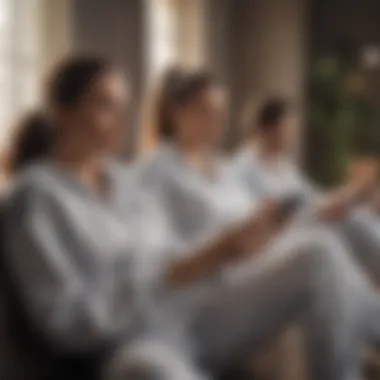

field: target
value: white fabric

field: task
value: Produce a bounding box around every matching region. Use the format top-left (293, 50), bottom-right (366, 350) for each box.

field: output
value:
top-left (228, 147), bottom-right (319, 200)
top-left (4, 161), bottom-right (172, 352)
top-left (132, 144), bottom-right (255, 252)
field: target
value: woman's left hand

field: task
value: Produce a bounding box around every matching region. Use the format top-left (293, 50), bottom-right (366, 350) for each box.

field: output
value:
top-left (315, 197), bottom-right (349, 221)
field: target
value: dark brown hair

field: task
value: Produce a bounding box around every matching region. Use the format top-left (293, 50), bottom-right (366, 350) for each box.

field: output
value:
top-left (256, 97), bottom-right (290, 132)
top-left (9, 56), bottom-right (116, 173)
top-left (9, 111), bottom-right (52, 173)
top-left (155, 67), bottom-right (216, 139)
top-left (46, 55), bottom-right (114, 108)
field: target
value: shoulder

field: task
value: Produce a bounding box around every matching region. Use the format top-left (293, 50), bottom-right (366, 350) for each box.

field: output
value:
top-left (10, 163), bottom-right (56, 198)
top-left (129, 146), bottom-right (175, 191)
top-left (214, 154), bottom-right (236, 178)
top-left (281, 158), bottom-right (303, 179)
top-left (6, 164), bottom-right (62, 222)
top-left (108, 159), bottom-right (137, 192)
top-left (230, 147), bottom-right (253, 168)
top-left (133, 146), bottom-right (170, 173)
top-left (225, 148), bottom-right (256, 180)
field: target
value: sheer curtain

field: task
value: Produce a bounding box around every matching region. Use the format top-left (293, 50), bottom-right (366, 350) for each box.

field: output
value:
top-left (0, 0), bottom-right (41, 149)
top-left (139, 0), bottom-right (207, 153)
top-left (145, 0), bottom-right (176, 81)
top-left (139, 0), bottom-right (176, 153)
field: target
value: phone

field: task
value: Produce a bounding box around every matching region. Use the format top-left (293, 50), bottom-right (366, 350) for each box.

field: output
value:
top-left (278, 194), bottom-right (306, 222)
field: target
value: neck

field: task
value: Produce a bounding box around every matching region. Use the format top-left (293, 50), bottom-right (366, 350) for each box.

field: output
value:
top-left (176, 142), bottom-right (214, 175)
top-left (52, 138), bottom-right (105, 192)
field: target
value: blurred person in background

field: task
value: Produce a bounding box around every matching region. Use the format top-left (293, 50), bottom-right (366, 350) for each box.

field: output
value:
top-left (229, 97), bottom-right (380, 279)
top-left (128, 67), bottom-right (380, 380)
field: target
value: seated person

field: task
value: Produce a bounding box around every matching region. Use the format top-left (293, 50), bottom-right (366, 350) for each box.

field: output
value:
top-left (126, 67), bottom-right (380, 380)
top-left (229, 97), bottom-right (380, 278)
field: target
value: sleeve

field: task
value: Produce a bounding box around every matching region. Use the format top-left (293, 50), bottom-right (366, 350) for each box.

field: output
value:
top-left (135, 159), bottom-right (205, 245)
top-left (227, 158), bottom-right (267, 199)
top-left (4, 186), bottom-right (139, 352)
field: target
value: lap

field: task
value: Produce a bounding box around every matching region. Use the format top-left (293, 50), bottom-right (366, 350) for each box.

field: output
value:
top-left (192, 230), bottom-right (320, 372)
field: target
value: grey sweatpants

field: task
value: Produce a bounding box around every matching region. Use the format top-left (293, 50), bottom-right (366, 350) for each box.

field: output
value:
top-left (106, 227), bottom-right (379, 380)
top-left (339, 206), bottom-right (380, 279)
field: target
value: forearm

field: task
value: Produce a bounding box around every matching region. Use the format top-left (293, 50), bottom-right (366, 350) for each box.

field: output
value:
top-left (5, 223), bottom-right (137, 351)
top-left (6, 243), bottom-right (136, 352)
top-left (166, 228), bottom-right (236, 287)
top-left (237, 220), bottom-right (280, 260)
top-left (166, 205), bottom-right (276, 287)
top-left (313, 184), bottom-right (364, 220)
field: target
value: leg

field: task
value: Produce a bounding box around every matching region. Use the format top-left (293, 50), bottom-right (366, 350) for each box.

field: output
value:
top-left (104, 340), bottom-right (207, 380)
top-left (193, 228), bottom-right (375, 380)
top-left (339, 205), bottom-right (380, 279)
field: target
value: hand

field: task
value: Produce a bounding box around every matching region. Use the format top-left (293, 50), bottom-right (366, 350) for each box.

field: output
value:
top-left (346, 179), bottom-right (376, 204)
top-left (236, 198), bottom-right (284, 255)
top-left (256, 197), bottom-right (301, 228)
top-left (315, 196), bottom-right (349, 221)
top-left (316, 180), bottom-right (375, 221)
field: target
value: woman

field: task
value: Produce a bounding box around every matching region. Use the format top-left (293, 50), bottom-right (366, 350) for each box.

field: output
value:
top-left (229, 97), bottom-right (380, 278)
top-left (129, 67), bottom-right (380, 380)
top-left (3, 56), bottom-right (167, 379)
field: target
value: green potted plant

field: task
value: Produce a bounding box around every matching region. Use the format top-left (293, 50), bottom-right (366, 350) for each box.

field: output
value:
top-left (306, 55), bottom-right (380, 187)
top-left (306, 56), bottom-right (357, 187)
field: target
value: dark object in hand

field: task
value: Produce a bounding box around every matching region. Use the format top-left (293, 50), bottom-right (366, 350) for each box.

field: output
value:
top-left (277, 194), bottom-right (306, 223)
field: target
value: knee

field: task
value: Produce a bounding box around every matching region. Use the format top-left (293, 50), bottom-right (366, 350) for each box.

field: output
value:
top-left (104, 344), bottom-right (166, 380)
top-left (104, 357), bottom-right (165, 380)
top-left (292, 229), bottom-right (344, 279)
top-left (103, 341), bottom-right (199, 380)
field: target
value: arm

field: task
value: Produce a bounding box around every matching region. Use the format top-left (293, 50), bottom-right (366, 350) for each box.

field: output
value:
top-left (313, 183), bottom-right (374, 220)
top-left (288, 165), bottom-right (357, 220)
top-left (4, 186), bottom-right (138, 352)
top-left (166, 199), bottom-right (282, 287)
top-left (165, 226), bottom-right (237, 287)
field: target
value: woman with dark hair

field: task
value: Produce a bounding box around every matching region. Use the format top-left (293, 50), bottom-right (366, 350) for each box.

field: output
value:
top-left (9, 111), bottom-right (52, 174)
top-left (230, 97), bottom-right (380, 280)
top-left (129, 67), bottom-right (380, 380)
top-left (2, 55), bottom-right (166, 379)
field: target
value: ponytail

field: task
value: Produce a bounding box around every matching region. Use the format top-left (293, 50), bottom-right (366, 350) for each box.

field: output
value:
top-left (10, 111), bottom-right (53, 174)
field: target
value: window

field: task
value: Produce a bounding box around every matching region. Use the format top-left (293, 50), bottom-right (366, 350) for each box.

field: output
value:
top-left (0, 0), bottom-right (41, 149)
top-left (139, 0), bottom-right (177, 153)
top-left (145, 0), bottom-right (176, 81)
